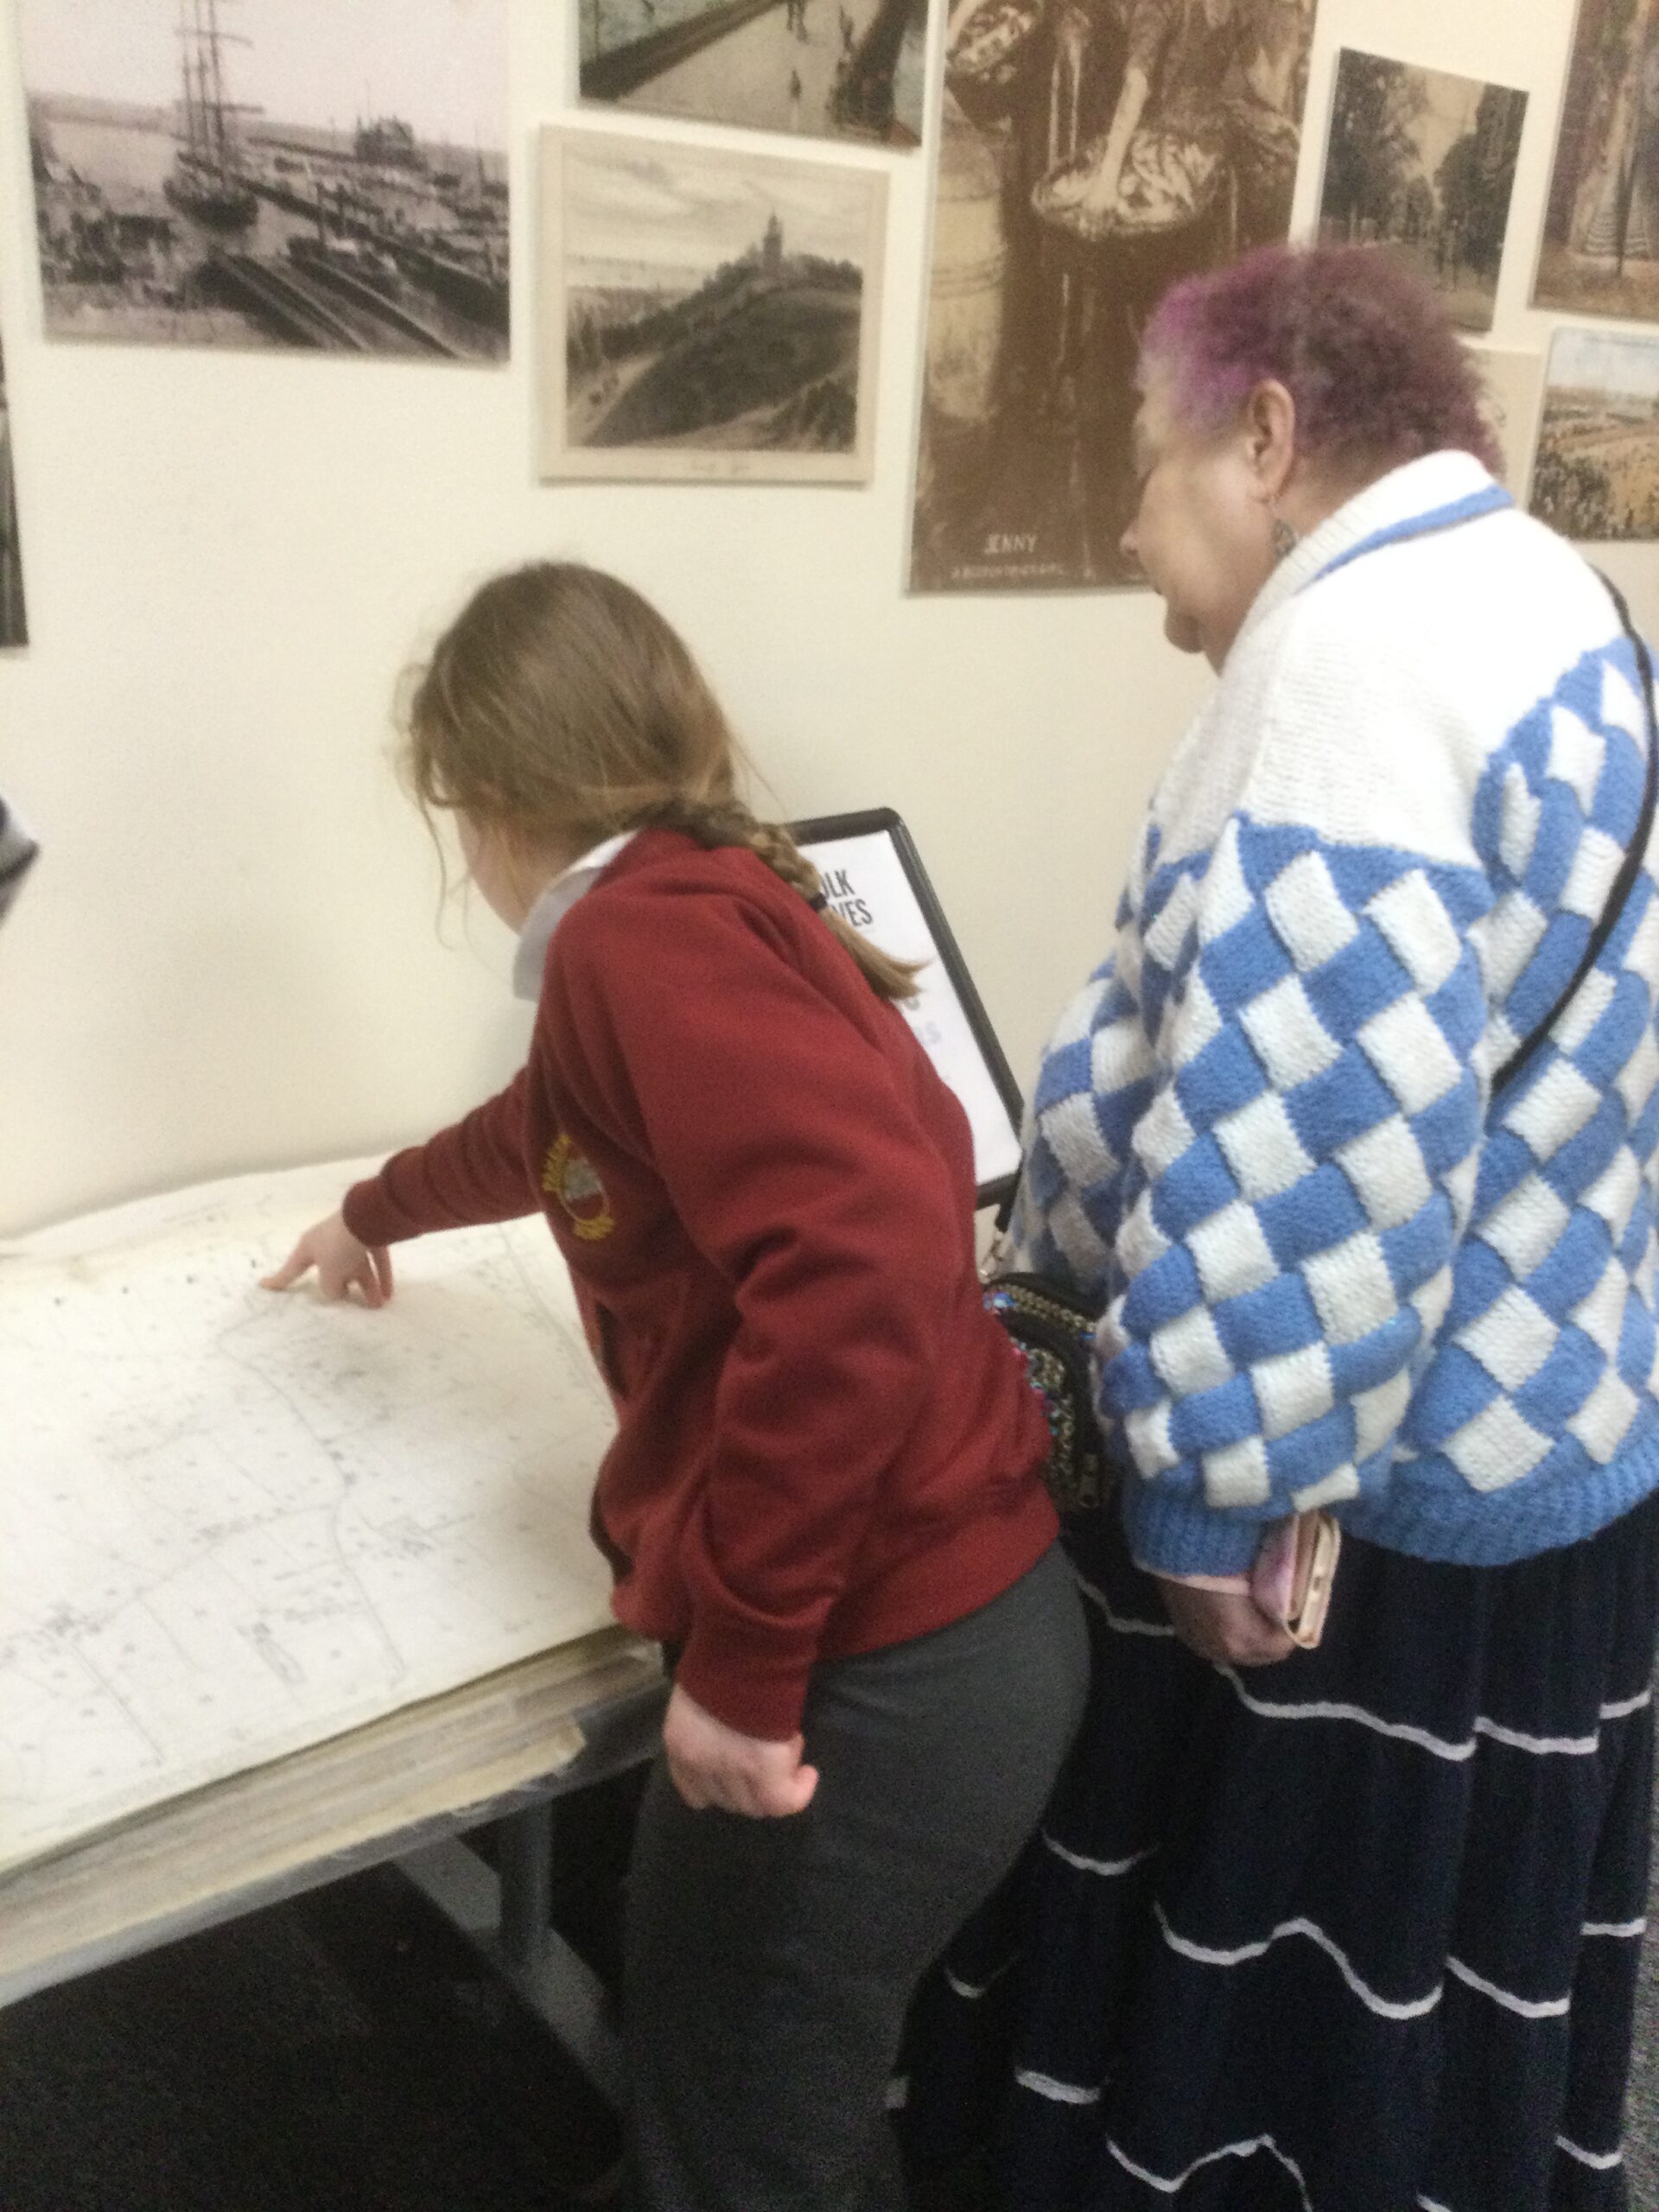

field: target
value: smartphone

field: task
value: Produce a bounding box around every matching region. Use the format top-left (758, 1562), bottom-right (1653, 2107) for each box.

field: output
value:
top-left (1248, 1510), bottom-right (1341, 1648)
top-left (1283, 1511), bottom-right (1340, 1648)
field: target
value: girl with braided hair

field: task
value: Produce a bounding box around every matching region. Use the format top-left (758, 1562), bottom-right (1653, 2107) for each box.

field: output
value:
top-left (265, 561), bottom-right (1087, 2212)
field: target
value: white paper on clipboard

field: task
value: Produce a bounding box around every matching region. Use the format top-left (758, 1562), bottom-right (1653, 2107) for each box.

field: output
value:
top-left (793, 812), bottom-right (1024, 1201)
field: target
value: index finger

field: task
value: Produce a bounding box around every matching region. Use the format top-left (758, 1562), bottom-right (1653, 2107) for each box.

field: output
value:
top-left (260, 1243), bottom-right (313, 1292)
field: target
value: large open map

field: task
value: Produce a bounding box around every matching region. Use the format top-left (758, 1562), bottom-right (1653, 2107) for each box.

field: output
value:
top-left (1, 1160), bottom-right (619, 1876)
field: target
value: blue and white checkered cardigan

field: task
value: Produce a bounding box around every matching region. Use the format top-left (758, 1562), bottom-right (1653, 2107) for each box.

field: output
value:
top-left (1018, 451), bottom-right (1659, 1577)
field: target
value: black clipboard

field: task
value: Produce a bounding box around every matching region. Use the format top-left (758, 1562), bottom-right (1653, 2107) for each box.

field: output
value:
top-left (791, 808), bottom-right (1025, 1209)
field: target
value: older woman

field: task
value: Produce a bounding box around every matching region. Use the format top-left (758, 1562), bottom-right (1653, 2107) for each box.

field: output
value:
top-left (910, 245), bottom-right (1659, 2212)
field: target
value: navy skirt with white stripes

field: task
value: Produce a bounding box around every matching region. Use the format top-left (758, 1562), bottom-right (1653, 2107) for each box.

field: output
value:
top-left (899, 1491), bottom-right (1659, 2212)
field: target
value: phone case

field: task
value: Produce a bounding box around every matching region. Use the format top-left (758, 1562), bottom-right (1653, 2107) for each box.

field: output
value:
top-left (1282, 1511), bottom-right (1340, 1648)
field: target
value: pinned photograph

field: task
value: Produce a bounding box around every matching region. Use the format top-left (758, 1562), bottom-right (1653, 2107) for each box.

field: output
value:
top-left (1536, 0), bottom-right (1659, 322)
top-left (0, 328), bottom-right (25, 649)
top-left (579, 0), bottom-right (928, 149)
top-left (1318, 50), bottom-right (1526, 335)
top-left (910, 0), bottom-right (1319, 594)
top-left (1529, 325), bottom-right (1659, 542)
top-left (540, 126), bottom-right (887, 483)
top-left (1471, 347), bottom-right (1546, 505)
top-left (20, 0), bottom-right (508, 360)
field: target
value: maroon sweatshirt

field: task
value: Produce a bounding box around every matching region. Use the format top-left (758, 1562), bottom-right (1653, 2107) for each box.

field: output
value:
top-left (344, 829), bottom-right (1056, 1738)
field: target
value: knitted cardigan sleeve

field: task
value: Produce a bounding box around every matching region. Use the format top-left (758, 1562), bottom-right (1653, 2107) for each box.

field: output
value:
top-left (1100, 629), bottom-right (1493, 1577)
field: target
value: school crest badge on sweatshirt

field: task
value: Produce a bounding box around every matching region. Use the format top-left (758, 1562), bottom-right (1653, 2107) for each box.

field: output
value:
top-left (542, 1134), bottom-right (615, 1242)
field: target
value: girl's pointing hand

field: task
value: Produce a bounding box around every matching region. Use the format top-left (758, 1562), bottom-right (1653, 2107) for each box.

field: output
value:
top-left (262, 1210), bottom-right (395, 1309)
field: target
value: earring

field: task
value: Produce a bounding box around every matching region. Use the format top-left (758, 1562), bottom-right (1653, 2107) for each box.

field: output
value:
top-left (1271, 516), bottom-right (1299, 562)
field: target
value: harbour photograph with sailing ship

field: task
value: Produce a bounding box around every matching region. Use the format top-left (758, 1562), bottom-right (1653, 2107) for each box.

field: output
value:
top-left (19, 0), bottom-right (509, 361)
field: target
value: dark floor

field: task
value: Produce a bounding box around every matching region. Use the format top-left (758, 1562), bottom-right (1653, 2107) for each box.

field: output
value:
top-left (3, 1765), bottom-right (1656, 2211)
top-left (0, 1780), bottom-right (641, 2212)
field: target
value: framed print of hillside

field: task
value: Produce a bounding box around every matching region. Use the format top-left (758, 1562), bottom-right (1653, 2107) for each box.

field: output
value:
top-left (539, 124), bottom-right (887, 482)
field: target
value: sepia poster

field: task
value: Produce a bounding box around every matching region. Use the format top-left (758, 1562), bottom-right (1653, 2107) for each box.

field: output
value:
top-left (580, 0), bottom-right (930, 148)
top-left (1529, 325), bottom-right (1659, 542)
top-left (0, 327), bottom-right (25, 649)
top-left (1536, 0), bottom-right (1659, 323)
top-left (20, 0), bottom-right (508, 361)
top-left (540, 126), bottom-right (887, 483)
top-left (910, 0), bottom-right (1319, 594)
top-left (1318, 51), bottom-right (1526, 336)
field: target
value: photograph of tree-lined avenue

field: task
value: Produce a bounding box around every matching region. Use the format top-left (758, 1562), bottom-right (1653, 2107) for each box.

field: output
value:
top-left (1318, 48), bottom-right (1527, 334)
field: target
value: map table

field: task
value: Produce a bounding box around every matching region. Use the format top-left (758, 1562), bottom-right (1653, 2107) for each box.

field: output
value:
top-left (1, 1158), bottom-right (661, 2088)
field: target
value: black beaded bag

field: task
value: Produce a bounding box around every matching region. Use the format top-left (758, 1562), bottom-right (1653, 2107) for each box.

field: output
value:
top-left (982, 1263), bottom-right (1110, 1516)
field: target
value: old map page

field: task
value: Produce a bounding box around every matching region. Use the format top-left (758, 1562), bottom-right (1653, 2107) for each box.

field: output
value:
top-left (1, 1160), bottom-right (618, 1876)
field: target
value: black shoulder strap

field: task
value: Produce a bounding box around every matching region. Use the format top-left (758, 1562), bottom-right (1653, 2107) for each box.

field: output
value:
top-left (1491, 574), bottom-right (1659, 1099)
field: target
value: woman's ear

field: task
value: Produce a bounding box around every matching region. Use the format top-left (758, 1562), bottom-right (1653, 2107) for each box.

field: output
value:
top-left (1245, 379), bottom-right (1298, 503)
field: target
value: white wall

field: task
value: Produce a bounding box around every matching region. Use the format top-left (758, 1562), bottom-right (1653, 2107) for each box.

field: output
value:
top-left (1, 0), bottom-right (1654, 1233)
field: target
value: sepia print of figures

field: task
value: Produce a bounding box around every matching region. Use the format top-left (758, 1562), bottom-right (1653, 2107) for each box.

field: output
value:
top-left (1530, 325), bottom-right (1659, 541)
top-left (910, 0), bottom-right (1317, 593)
top-left (1474, 347), bottom-right (1546, 503)
top-left (0, 331), bottom-right (25, 649)
top-left (1537, 0), bottom-right (1659, 322)
top-left (1318, 52), bottom-right (1526, 336)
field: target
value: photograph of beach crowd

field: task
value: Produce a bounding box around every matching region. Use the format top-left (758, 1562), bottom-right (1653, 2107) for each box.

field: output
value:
top-left (20, 0), bottom-right (509, 361)
top-left (579, 0), bottom-right (927, 148)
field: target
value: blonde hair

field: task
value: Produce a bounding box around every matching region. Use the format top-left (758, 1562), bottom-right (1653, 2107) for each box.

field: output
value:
top-left (403, 563), bottom-right (918, 1002)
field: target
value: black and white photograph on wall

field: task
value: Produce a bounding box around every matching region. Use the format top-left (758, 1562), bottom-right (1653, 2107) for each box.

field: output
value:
top-left (19, 0), bottom-right (508, 361)
top-left (540, 126), bottom-right (887, 483)
top-left (1317, 51), bottom-right (1526, 335)
top-left (1537, 0), bottom-right (1659, 322)
top-left (909, 0), bottom-right (1319, 594)
top-left (579, 0), bottom-right (929, 148)
top-left (0, 329), bottom-right (26, 650)
top-left (1529, 325), bottom-right (1659, 541)
top-left (791, 809), bottom-right (1025, 1202)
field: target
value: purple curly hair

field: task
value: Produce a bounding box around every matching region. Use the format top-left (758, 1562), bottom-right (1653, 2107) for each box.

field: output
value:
top-left (1140, 243), bottom-right (1502, 478)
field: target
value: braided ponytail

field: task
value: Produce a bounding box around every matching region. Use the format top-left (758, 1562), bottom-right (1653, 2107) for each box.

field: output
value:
top-left (403, 563), bottom-right (919, 1003)
top-left (646, 798), bottom-right (920, 1004)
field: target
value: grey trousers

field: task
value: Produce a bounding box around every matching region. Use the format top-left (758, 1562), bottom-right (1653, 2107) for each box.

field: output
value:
top-left (622, 1541), bottom-right (1089, 2212)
